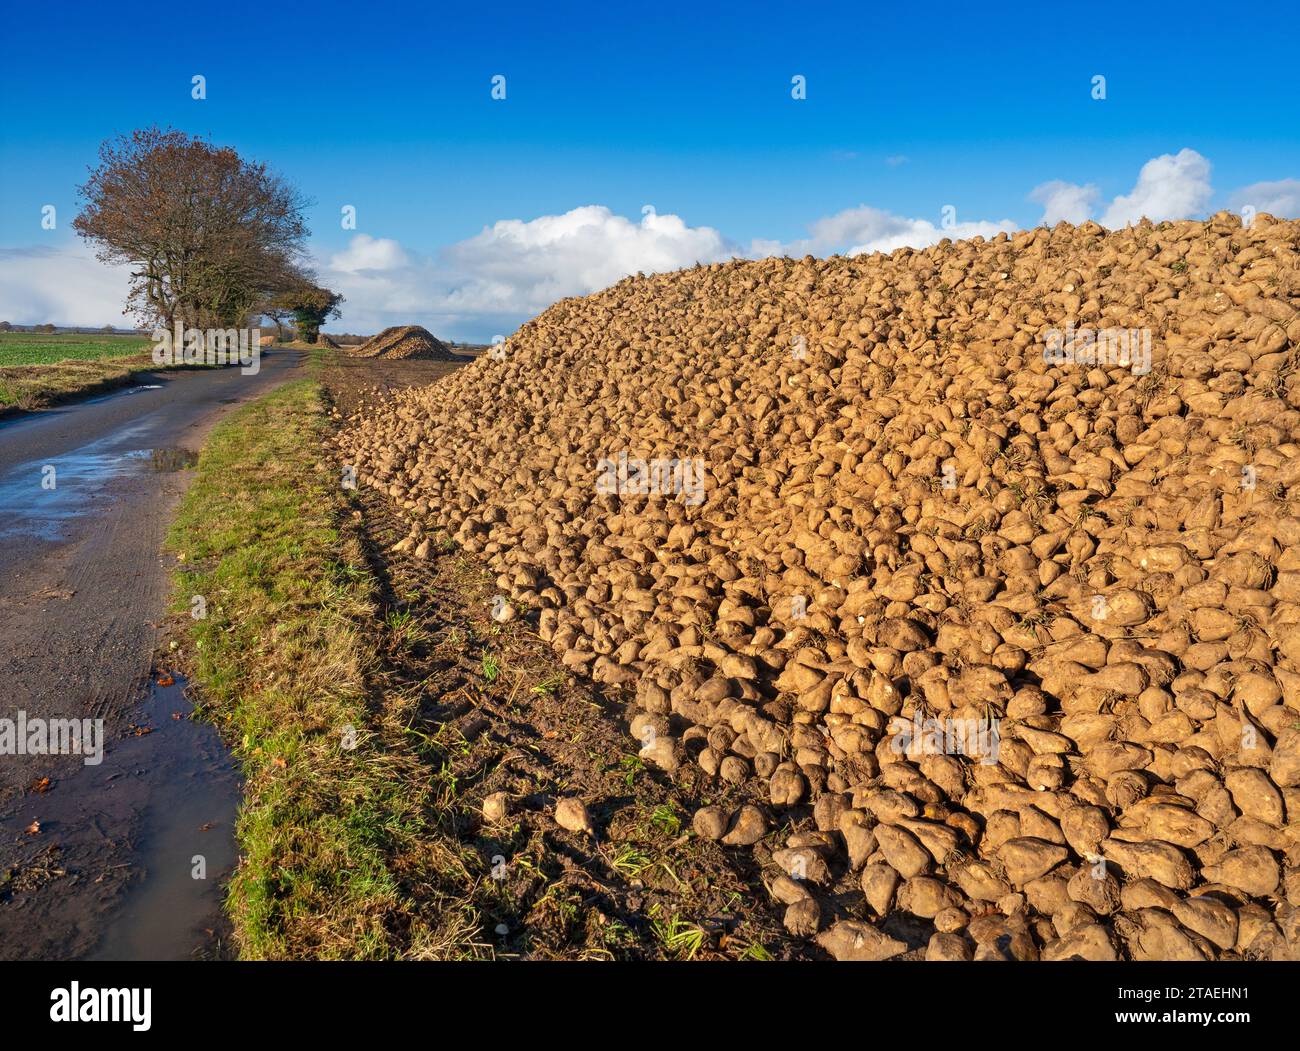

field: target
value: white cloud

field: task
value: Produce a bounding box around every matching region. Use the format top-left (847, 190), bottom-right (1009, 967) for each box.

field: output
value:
top-left (884, 155), bottom-right (909, 167)
top-left (1099, 148), bottom-right (1212, 227)
top-left (753, 205), bottom-right (1017, 259)
top-left (1029, 179), bottom-right (1101, 225)
top-left (449, 205), bottom-right (736, 305)
top-left (1229, 178), bottom-right (1300, 218)
top-left (0, 243), bottom-right (134, 327)
top-left (329, 233), bottom-right (410, 272)
top-left (319, 205), bottom-right (739, 335)
top-left (845, 212), bottom-right (1016, 256)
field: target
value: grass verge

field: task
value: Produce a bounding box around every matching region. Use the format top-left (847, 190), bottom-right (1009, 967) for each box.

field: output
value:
top-left (0, 331), bottom-right (155, 413)
top-left (167, 364), bottom-right (472, 959)
top-left (0, 354), bottom-right (156, 414)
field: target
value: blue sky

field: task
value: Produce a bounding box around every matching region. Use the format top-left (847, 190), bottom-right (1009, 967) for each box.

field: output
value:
top-left (2, 0), bottom-right (1297, 337)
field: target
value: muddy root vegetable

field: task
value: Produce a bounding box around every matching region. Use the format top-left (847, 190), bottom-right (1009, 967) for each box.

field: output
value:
top-left (339, 213), bottom-right (1300, 959)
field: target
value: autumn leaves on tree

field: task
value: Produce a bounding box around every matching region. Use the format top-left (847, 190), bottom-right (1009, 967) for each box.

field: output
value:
top-left (73, 126), bottom-right (342, 337)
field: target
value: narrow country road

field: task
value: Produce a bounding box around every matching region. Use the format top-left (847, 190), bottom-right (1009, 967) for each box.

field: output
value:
top-left (0, 349), bottom-right (306, 959)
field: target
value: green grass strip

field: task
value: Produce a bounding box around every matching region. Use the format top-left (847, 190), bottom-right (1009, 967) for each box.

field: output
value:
top-left (167, 369), bottom-right (450, 959)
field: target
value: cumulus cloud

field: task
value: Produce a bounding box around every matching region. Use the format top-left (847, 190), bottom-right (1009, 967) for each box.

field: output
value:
top-left (753, 205), bottom-right (1017, 259)
top-left (444, 205), bottom-right (737, 310)
top-left (0, 243), bottom-right (134, 327)
top-left (1229, 178), bottom-right (1300, 218)
top-left (1029, 179), bottom-right (1101, 225)
top-left (1100, 148), bottom-right (1212, 227)
top-left (1028, 149), bottom-right (1215, 228)
top-left (844, 211), bottom-right (1016, 256)
top-left (319, 205), bottom-right (739, 336)
top-left (329, 233), bottom-right (411, 272)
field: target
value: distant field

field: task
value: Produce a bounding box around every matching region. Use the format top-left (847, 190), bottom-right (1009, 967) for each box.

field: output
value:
top-left (0, 331), bottom-right (152, 366)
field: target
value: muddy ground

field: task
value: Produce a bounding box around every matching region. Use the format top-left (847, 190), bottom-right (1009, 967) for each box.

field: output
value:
top-left (325, 353), bottom-right (821, 959)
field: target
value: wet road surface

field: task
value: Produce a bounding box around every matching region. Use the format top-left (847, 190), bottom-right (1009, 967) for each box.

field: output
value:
top-left (0, 350), bottom-right (305, 959)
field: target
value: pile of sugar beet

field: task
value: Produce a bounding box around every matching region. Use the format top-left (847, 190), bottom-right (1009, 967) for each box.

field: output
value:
top-left (340, 212), bottom-right (1300, 961)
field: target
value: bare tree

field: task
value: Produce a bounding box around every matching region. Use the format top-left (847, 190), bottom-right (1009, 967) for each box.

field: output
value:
top-left (253, 252), bottom-right (317, 339)
top-left (74, 127), bottom-right (310, 329)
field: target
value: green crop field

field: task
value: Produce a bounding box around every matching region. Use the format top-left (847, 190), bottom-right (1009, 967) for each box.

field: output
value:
top-left (0, 330), bottom-right (152, 366)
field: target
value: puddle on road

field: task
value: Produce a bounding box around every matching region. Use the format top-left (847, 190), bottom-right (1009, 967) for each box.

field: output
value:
top-left (0, 673), bottom-right (242, 960)
top-left (87, 673), bottom-right (242, 961)
top-left (147, 448), bottom-right (199, 473)
top-left (0, 435), bottom-right (200, 542)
